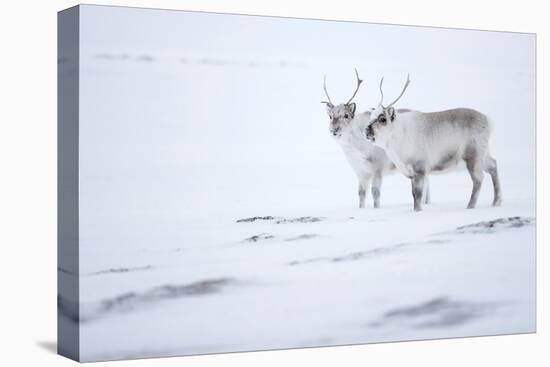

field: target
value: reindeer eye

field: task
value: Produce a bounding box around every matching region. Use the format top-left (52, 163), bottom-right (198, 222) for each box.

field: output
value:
top-left (378, 115), bottom-right (387, 123)
top-left (344, 114), bottom-right (349, 119)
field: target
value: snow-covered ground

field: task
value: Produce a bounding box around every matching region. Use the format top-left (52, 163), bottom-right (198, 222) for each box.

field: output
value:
top-left (70, 203), bottom-right (535, 361)
top-left (61, 5), bottom-right (536, 362)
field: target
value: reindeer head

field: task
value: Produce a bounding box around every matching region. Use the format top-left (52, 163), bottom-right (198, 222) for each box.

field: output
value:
top-left (366, 74), bottom-right (411, 144)
top-left (322, 69), bottom-right (363, 138)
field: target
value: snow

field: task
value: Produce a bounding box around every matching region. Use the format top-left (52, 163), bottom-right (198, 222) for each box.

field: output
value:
top-left (71, 202), bottom-right (535, 361)
top-left (62, 5), bottom-right (536, 362)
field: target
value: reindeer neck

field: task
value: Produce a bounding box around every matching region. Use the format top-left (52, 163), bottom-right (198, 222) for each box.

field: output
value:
top-left (350, 112), bottom-right (371, 135)
top-left (385, 116), bottom-right (407, 151)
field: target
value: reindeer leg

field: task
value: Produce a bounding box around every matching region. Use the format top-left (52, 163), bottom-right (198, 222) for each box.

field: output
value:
top-left (371, 173), bottom-right (383, 208)
top-left (411, 173), bottom-right (425, 212)
top-left (466, 157), bottom-right (485, 209)
top-left (485, 156), bottom-right (502, 206)
top-left (423, 175), bottom-right (431, 204)
top-left (358, 176), bottom-right (371, 209)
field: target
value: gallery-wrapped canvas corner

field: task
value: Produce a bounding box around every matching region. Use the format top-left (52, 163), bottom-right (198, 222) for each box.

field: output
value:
top-left (58, 4), bottom-right (536, 362)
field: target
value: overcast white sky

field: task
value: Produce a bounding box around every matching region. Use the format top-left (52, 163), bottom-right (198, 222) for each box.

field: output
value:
top-left (80, 5), bottom-right (534, 73)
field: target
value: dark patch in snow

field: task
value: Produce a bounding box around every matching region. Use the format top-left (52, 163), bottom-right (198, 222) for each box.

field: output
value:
top-left (288, 217), bottom-right (533, 267)
top-left (289, 243), bottom-right (409, 266)
top-left (244, 233), bottom-right (275, 242)
top-left (288, 257), bottom-right (325, 266)
top-left (424, 239), bottom-right (450, 244)
top-left (285, 234), bottom-right (320, 242)
top-left (236, 216), bottom-right (275, 223)
top-left (371, 297), bottom-right (499, 329)
top-left (276, 216), bottom-right (325, 224)
top-left (65, 278), bottom-right (237, 323)
top-left (88, 265), bottom-right (153, 276)
top-left (243, 233), bottom-right (321, 244)
top-left (236, 216), bottom-right (325, 224)
top-left (452, 216), bottom-right (534, 234)
top-left (333, 243), bottom-right (408, 262)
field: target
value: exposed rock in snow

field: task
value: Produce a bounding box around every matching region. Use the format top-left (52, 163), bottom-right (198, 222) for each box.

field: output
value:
top-left (452, 216), bottom-right (534, 234)
top-left (371, 297), bottom-right (501, 329)
top-left (89, 265), bottom-right (153, 276)
top-left (236, 216), bottom-right (325, 224)
top-left (243, 233), bottom-right (276, 242)
top-left (68, 278), bottom-right (239, 323)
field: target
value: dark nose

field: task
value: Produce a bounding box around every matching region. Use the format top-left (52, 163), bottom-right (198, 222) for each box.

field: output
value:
top-left (331, 127), bottom-right (341, 136)
top-left (365, 125), bottom-right (374, 140)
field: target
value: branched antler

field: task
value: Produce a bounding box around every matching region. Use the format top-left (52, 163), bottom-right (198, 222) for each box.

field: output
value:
top-left (321, 69), bottom-right (364, 106)
top-left (345, 68), bottom-right (363, 105)
top-left (386, 73), bottom-right (411, 108)
top-left (321, 74), bottom-right (333, 106)
top-left (378, 73), bottom-right (411, 108)
top-left (378, 76), bottom-right (385, 106)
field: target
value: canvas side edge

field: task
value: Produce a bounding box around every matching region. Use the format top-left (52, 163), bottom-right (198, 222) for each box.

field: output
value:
top-left (57, 5), bottom-right (80, 362)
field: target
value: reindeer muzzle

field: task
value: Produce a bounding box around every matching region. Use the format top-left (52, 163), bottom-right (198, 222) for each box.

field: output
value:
top-left (365, 125), bottom-right (375, 141)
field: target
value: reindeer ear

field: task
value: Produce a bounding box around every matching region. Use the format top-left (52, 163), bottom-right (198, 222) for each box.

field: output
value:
top-left (348, 102), bottom-right (356, 115)
top-left (387, 107), bottom-right (396, 121)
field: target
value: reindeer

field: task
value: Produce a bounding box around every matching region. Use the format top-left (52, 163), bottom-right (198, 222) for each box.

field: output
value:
top-left (322, 70), bottom-right (430, 208)
top-left (365, 74), bottom-right (502, 211)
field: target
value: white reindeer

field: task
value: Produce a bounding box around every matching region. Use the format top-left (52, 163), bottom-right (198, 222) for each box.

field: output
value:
top-left (365, 75), bottom-right (502, 211)
top-left (322, 70), bottom-right (430, 208)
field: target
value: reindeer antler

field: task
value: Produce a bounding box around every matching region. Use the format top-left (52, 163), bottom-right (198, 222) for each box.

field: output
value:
top-left (378, 76), bottom-right (385, 106)
top-left (321, 74), bottom-right (333, 106)
top-left (378, 74), bottom-right (411, 108)
top-left (378, 73), bottom-right (411, 108)
top-left (345, 68), bottom-right (363, 105)
top-left (386, 73), bottom-right (411, 108)
top-left (322, 69), bottom-right (364, 106)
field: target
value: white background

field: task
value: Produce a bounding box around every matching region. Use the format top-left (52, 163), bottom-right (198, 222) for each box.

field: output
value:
top-left (0, 0), bottom-right (547, 366)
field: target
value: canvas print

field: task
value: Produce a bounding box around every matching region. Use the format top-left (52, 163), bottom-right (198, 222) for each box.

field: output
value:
top-left (58, 4), bottom-right (536, 362)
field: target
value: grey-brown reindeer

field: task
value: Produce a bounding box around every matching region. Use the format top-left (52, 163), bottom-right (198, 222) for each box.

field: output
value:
top-left (322, 69), bottom-right (430, 208)
top-left (365, 74), bottom-right (502, 211)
